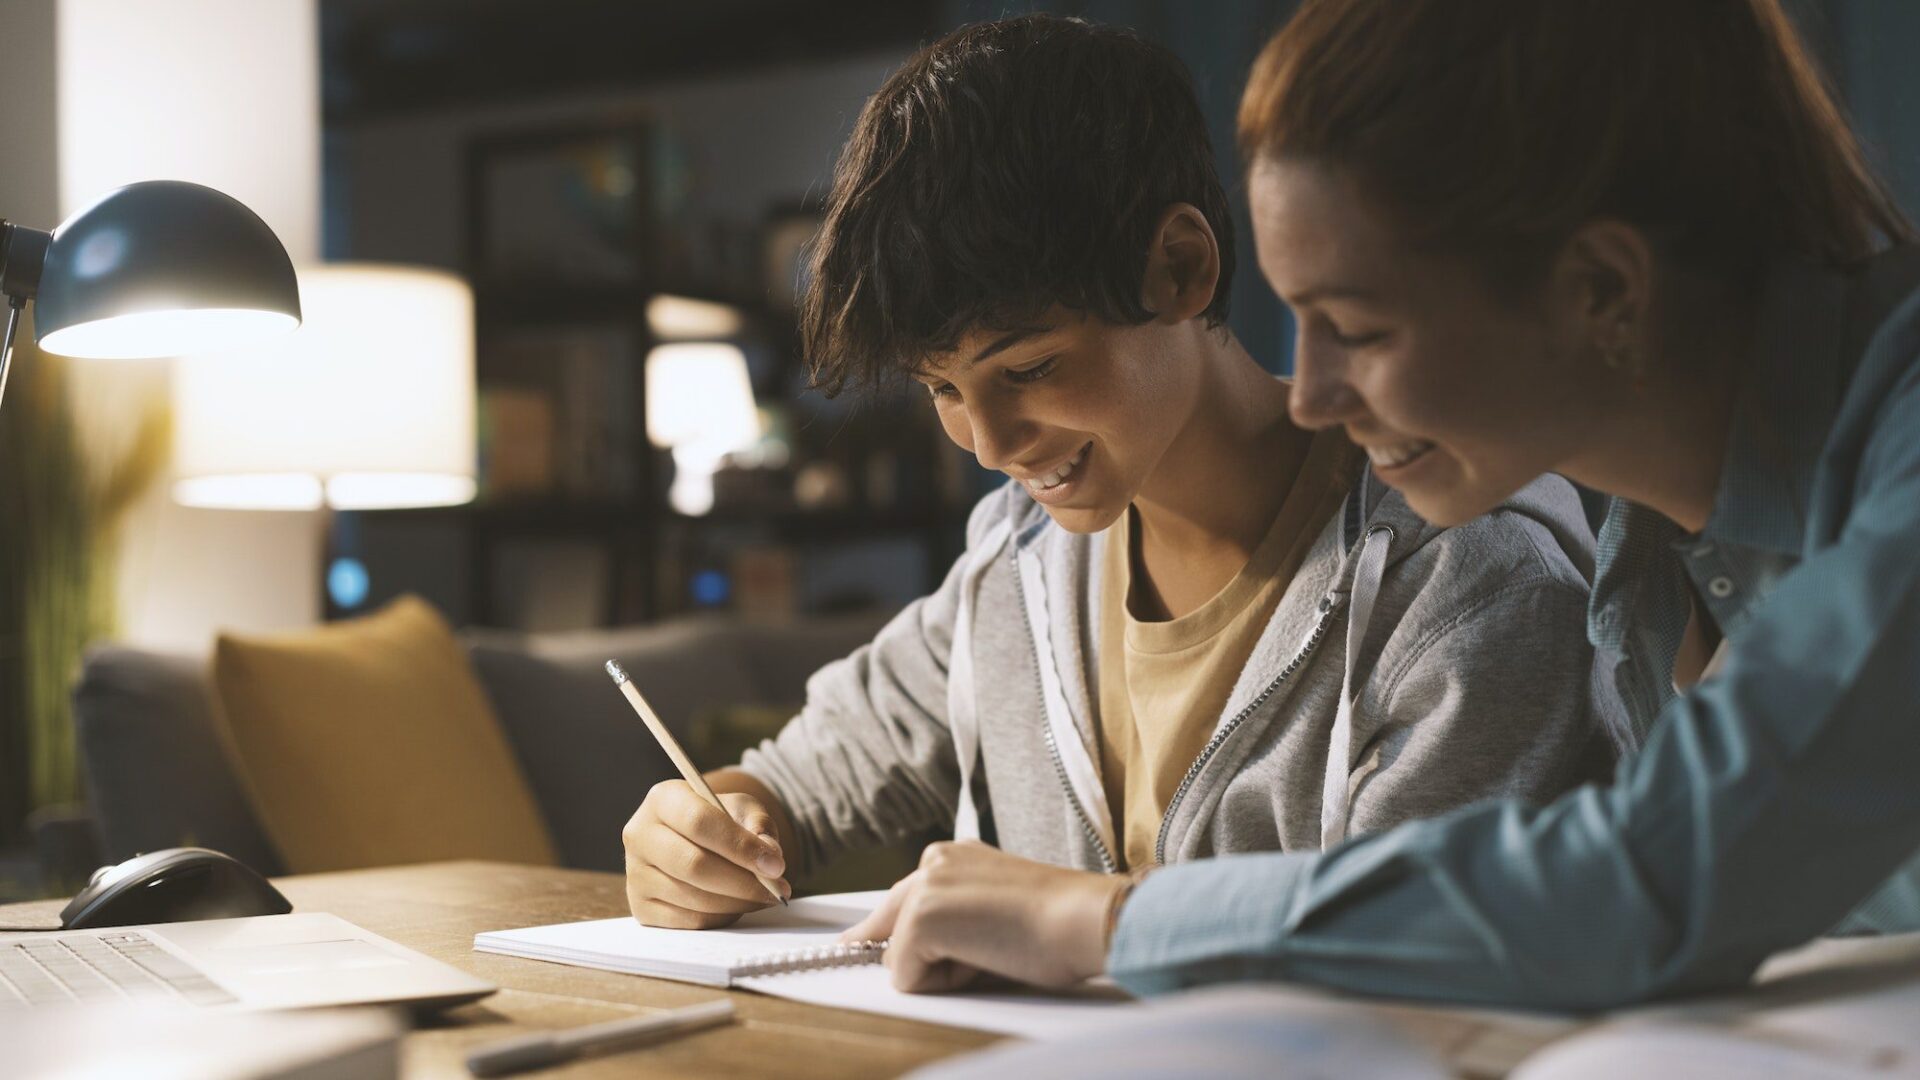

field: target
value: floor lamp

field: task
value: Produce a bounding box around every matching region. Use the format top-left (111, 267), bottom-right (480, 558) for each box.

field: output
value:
top-left (169, 263), bottom-right (477, 615)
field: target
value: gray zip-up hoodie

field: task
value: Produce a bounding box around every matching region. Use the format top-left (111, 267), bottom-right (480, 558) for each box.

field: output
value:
top-left (742, 469), bottom-right (1622, 878)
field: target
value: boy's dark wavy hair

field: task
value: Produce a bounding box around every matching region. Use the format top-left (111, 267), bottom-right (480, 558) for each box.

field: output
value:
top-left (800, 14), bottom-right (1236, 396)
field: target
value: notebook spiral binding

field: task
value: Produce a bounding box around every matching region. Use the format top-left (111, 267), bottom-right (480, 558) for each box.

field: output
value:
top-left (735, 939), bottom-right (889, 978)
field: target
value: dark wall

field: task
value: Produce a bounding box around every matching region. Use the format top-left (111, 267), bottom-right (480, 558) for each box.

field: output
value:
top-left (1811, 0), bottom-right (1920, 222)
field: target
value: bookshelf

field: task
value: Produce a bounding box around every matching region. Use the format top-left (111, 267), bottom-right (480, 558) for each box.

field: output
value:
top-left (327, 117), bottom-right (975, 629)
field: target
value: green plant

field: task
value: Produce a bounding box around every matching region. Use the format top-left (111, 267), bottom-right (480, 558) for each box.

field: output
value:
top-left (0, 315), bottom-right (167, 842)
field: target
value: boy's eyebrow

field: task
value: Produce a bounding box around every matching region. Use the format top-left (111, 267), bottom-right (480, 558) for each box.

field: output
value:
top-left (1287, 285), bottom-right (1380, 307)
top-left (970, 325), bottom-right (1054, 364)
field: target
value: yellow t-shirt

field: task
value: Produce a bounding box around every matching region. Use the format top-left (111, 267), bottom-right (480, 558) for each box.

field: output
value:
top-left (1096, 428), bottom-right (1356, 870)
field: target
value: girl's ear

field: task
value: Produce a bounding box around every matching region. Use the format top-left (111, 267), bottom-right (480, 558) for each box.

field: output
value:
top-left (1547, 220), bottom-right (1656, 374)
top-left (1140, 203), bottom-right (1221, 324)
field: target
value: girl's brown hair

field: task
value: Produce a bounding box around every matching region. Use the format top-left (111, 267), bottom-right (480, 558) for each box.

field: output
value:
top-left (1238, 0), bottom-right (1913, 290)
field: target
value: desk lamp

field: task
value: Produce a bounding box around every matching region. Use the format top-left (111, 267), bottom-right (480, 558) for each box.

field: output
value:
top-left (0, 179), bottom-right (300, 412)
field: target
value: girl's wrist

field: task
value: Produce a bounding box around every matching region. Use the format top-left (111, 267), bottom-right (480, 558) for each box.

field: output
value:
top-left (1101, 866), bottom-right (1154, 954)
top-left (1062, 866), bottom-right (1156, 983)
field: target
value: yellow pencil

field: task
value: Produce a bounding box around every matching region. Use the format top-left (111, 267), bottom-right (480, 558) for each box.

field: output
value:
top-left (605, 660), bottom-right (787, 906)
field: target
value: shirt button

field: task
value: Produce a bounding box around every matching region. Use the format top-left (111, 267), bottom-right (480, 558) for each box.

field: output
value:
top-left (1708, 576), bottom-right (1735, 599)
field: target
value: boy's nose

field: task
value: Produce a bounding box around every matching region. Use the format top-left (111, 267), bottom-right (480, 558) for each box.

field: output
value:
top-left (966, 405), bottom-right (1038, 473)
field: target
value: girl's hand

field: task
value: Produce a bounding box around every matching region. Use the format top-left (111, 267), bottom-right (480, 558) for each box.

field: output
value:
top-left (840, 841), bottom-right (1127, 992)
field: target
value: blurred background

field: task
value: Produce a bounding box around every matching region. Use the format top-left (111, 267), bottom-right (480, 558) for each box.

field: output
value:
top-left (0, 0), bottom-right (1915, 900)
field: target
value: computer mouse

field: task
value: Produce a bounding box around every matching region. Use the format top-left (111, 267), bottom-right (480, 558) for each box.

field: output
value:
top-left (60, 847), bottom-right (292, 929)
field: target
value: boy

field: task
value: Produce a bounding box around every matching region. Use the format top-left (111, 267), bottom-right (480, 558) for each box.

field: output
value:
top-left (622, 15), bottom-right (1622, 928)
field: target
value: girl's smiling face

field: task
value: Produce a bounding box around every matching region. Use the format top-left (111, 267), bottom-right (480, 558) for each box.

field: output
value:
top-left (1248, 158), bottom-right (1610, 526)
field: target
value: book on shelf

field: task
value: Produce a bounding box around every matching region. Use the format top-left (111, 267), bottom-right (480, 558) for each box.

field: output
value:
top-left (478, 386), bottom-right (556, 498)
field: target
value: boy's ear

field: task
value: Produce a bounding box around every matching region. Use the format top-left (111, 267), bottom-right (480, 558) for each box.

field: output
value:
top-left (1140, 203), bottom-right (1220, 324)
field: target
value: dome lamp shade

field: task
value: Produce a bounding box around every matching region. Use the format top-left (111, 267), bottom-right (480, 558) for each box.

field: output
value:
top-left (29, 180), bottom-right (301, 359)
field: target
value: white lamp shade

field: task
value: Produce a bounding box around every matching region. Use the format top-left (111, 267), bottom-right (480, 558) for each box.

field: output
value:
top-left (645, 343), bottom-right (760, 452)
top-left (172, 263), bottom-right (477, 510)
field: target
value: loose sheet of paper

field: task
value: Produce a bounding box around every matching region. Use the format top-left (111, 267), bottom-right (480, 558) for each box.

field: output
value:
top-left (737, 966), bottom-right (1131, 1040)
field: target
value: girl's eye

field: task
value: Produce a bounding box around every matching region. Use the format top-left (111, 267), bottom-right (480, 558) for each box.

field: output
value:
top-left (1006, 356), bottom-right (1059, 384)
top-left (927, 381), bottom-right (960, 401)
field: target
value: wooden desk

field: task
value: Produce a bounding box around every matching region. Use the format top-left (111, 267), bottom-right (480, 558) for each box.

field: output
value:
top-left (25, 860), bottom-right (1909, 1076)
top-left (0, 861), bottom-right (996, 1078)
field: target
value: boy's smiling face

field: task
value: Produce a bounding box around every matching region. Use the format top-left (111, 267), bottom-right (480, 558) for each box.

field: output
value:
top-left (916, 307), bottom-right (1201, 535)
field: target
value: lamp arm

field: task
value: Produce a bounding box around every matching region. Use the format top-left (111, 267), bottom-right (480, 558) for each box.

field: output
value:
top-left (0, 218), bottom-right (52, 415)
top-left (0, 296), bottom-right (22, 414)
top-left (0, 217), bottom-right (53, 416)
top-left (0, 219), bottom-right (49, 416)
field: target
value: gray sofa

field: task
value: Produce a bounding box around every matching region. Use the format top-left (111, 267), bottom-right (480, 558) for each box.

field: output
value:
top-left (70, 612), bottom-right (890, 877)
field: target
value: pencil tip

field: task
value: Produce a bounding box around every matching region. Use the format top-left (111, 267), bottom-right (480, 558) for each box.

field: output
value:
top-left (605, 660), bottom-right (627, 685)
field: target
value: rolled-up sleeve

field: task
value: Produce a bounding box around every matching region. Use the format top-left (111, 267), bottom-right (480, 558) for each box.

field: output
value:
top-left (1111, 382), bottom-right (1920, 1011)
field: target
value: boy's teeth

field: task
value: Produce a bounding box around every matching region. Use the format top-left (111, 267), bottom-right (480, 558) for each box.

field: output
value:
top-left (1368, 440), bottom-right (1434, 468)
top-left (1024, 444), bottom-right (1088, 490)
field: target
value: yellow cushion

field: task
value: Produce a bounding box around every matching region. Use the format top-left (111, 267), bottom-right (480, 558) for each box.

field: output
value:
top-left (212, 595), bottom-right (558, 873)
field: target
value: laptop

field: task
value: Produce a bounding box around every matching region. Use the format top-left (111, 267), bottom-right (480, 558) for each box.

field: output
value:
top-left (0, 913), bottom-right (495, 1011)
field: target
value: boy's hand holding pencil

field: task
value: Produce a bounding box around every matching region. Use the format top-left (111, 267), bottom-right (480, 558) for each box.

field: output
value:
top-left (610, 661), bottom-right (793, 929)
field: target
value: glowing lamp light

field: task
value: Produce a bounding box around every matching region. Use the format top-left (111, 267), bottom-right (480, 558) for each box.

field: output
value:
top-left (645, 342), bottom-right (760, 516)
top-left (171, 263), bottom-right (476, 511)
top-left (40, 308), bottom-right (300, 360)
top-left (645, 294), bottom-right (744, 341)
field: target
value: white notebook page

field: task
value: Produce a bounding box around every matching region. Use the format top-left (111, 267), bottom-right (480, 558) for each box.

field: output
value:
top-left (474, 891), bottom-right (1128, 1037)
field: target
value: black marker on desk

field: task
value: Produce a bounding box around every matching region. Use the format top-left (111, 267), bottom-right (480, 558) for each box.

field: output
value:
top-left (466, 999), bottom-right (735, 1076)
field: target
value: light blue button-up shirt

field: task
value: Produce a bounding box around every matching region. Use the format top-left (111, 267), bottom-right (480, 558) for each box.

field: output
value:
top-left (1107, 247), bottom-right (1920, 1010)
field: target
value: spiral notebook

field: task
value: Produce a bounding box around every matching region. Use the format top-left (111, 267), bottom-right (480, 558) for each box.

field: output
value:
top-left (473, 891), bottom-right (1128, 1038)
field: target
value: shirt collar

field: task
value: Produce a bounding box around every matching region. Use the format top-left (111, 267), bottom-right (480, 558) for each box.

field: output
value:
top-left (1700, 259), bottom-right (1850, 556)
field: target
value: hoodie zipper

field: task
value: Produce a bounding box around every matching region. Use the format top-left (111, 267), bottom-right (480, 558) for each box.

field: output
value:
top-left (1153, 591), bottom-right (1345, 866)
top-left (1010, 548), bottom-right (1118, 874)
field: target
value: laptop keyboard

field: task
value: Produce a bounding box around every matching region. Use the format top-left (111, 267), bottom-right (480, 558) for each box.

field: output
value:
top-left (0, 931), bottom-right (236, 1008)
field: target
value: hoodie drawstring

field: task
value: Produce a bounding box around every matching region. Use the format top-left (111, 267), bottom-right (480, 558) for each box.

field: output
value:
top-left (1321, 524), bottom-right (1393, 848)
top-left (949, 519), bottom-right (1012, 842)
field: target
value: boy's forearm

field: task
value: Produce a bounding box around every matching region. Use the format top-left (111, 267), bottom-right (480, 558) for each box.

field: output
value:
top-left (708, 767), bottom-right (803, 873)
